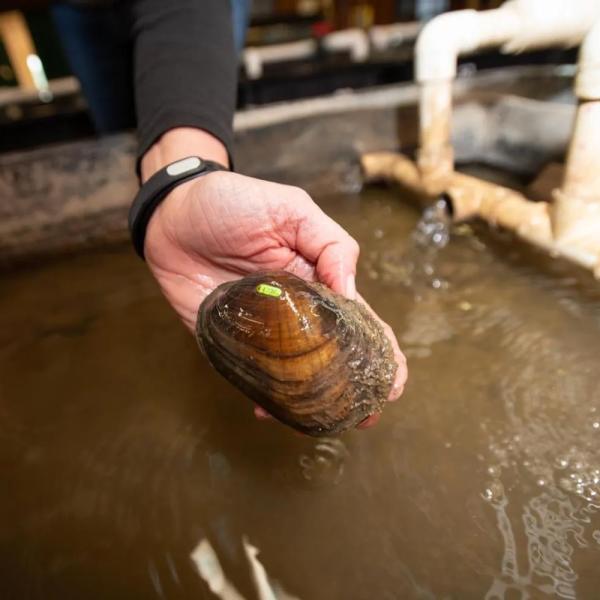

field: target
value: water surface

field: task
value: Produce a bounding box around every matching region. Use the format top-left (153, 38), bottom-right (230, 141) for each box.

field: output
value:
top-left (1, 187), bottom-right (600, 599)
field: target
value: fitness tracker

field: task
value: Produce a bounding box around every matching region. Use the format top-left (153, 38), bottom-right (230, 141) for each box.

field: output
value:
top-left (128, 156), bottom-right (228, 259)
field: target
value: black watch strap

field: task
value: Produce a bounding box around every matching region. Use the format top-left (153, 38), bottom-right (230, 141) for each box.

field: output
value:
top-left (128, 156), bottom-right (228, 259)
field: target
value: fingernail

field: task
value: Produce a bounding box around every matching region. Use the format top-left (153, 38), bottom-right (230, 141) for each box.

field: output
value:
top-left (346, 274), bottom-right (357, 300)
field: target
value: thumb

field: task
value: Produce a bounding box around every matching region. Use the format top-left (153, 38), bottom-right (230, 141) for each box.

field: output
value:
top-left (293, 195), bottom-right (360, 299)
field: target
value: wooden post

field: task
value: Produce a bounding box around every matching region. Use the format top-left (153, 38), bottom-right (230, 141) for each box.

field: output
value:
top-left (0, 10), bottom-right (38, 90)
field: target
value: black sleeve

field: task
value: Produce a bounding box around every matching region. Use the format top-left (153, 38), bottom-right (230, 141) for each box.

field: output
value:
top-left (130, 0), bottom-right (237, 164)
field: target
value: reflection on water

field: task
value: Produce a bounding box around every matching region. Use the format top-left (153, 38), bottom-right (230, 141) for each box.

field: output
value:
top-left (190, 537), bottom-right (299, 600)
top-left (1, 187), bottom-right (600, 598)
top-left (298, 438), bottom-right (348, 488)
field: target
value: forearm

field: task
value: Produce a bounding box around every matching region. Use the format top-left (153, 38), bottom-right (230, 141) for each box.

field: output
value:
top-left (131, 0), bottom-right (237, 175)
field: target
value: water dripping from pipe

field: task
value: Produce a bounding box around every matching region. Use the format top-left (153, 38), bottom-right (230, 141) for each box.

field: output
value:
top-left (373, 195), bottom-right (452, 293)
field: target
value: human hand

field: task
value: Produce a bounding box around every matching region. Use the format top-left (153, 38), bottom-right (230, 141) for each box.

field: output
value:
top-left (141, 129), bottom-right (407, 428)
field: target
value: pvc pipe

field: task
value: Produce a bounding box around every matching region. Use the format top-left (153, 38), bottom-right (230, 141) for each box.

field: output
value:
top-left (415, 8), bottom-right (520, 83)
top-left (242, 28), bottom-right (370, 80)
top-left (553, 18), bottom-right (600, 244)
top-left (415, 0), bottom-right (600, 178)
top-left (369, 22), bottom-right (421, 52)
top-left (416, 1), bottom-right (600, 84)
top-left (576, 18), bottom-right (600, 100)
top-left (360, 151), bottom-right (600, 275)
top-left (361, 151), bottom-right (541, 223)
top-left (322, 29), bottom-right (370, 63)
top-left (560, 101), bottom-right (600, 202)
top-left (417, 80), bottom-right (454, 182)
top-left (414, 7), bottom-right (520, 178)
top-left (243, 40), bottom-right (317, 79)
top-left (552, 99), bottom-right (600, 243)
top-left (366, 1), bottom-right (600, 275)
top-left (502, 0), bottom-right (600, 54)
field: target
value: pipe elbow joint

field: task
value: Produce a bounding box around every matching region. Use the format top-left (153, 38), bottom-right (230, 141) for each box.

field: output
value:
top-left (416, 10), bottom-right (479, 83)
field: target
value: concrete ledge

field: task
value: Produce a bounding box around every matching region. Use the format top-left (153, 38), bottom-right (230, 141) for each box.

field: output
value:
top-left (0, 66), bottom-right (575, 266)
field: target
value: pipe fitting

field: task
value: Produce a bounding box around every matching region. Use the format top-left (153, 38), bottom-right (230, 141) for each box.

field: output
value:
top-left (502, 0), bottom-right (600, 54)
top-left (360, 151), bottom-right (600, 274)
top-left (415, 7), bottom-right (520, 83)
top-left (322, 29), bottom-right (370, 63)
top-left (416, 0), bottom-right (600, 85)
top-left (576, 18), bottom-right (600, 100)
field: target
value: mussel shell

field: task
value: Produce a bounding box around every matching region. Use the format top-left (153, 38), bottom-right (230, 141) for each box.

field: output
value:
top-left (196, 271), bottom-right (396, 436)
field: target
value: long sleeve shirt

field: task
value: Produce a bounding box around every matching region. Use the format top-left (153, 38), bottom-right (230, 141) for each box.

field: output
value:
top-left (130, 0), bottom-right (237, 161)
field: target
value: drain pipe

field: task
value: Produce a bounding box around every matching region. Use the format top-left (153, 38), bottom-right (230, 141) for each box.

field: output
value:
top-left (415, 0), bottom-right (600, 187)
top-left (416, 7), bottom-right (520, 184)
top-left (362, 151), bottom-right (553, 248)
top-left (552, 18), bottom-right (600, 254)
top-left (361, 151), bottom-right (600, 273)
top-left (360, 0), bottom-right (600, 275)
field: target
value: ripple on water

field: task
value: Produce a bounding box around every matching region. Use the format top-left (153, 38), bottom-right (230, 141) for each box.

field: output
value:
top-left (298, 438), bottom-right (348, 487)
top-left (4, 186), bottom-right (600, 598)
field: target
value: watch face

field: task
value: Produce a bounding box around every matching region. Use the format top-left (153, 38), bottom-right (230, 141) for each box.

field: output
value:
top-left (166, 156), bottom-right (203, 176)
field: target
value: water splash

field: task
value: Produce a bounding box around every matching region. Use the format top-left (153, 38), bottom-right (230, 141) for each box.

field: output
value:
top-left (411, 196), bottom-right (452, 250)
top-left (339, 162), bottom-right (364, 194)
top-left (373, 197), bottom-right (452, 291)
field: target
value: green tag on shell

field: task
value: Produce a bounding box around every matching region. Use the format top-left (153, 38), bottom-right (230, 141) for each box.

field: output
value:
top-left (256, 283), bottom-right (283, 298)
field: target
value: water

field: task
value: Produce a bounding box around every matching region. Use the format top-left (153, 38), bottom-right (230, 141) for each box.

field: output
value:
top-left (2, 187), bottom-right (600, 599)
top-left (367, 196), bottom-right (451, 294)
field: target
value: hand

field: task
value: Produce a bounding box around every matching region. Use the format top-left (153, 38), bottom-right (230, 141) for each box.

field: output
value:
top-left (141, 129), bottom-right (407, 428)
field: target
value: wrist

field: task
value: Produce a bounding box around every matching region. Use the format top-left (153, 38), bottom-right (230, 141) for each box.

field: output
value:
top-left (141, 127), bottom-right (230, 183)
top-left (131, 155), bottom-right (228, 258)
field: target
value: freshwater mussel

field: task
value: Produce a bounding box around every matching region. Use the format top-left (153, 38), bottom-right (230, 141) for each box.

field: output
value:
top-left (196, 271), bottom-right (397, 436)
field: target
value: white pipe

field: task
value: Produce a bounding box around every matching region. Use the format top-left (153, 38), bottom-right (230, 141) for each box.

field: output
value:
top-left (416, 1), bottom-right (600, 84)
top-left (243, 40), bottom-right (317, 79)
top-left (502, 0), bottom-right (600, 53)
top-left (363, 1), bottom-right (600, 274)
top-left (415, 0), bottom-right (600, 179)
top-left (369, 22), bottom-right (421, 52)
top-left (415, 7), bottom-right (521, 179)
top-left (416, 8), bottom-right (519, 83)
top-left (242, 28), bottom-right (370, 80)
top-left (322, 28), bottom-right (370, 62)
top-left (576, 16), bottom-right (600, 100)
top-left (553, 18), bottom-right (600, 245)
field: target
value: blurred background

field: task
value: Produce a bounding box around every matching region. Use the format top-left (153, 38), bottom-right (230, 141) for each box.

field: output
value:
top-left (0, 0), bottom-right (576, 153)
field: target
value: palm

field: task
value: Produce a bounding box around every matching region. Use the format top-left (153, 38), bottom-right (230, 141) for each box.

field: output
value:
top-left (145, 172), bottom-right (328, 329)
top-left (144, 171), bottom-right (406, 401)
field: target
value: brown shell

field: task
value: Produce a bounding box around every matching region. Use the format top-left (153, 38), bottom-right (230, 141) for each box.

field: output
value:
top-left (196, 271), bottom-right (396, 436)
